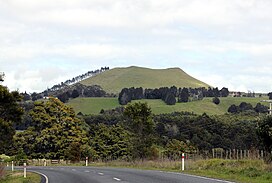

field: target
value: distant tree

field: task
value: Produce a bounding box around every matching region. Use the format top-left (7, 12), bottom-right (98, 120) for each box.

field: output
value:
top-left (178, 88), bottom-right (189, 103)
top-left (31, 92), bottom-right (42, 101)
top-left (255, 103), bottom-right (268, 113)
top-left (257, 116), bottom-right (272, 162)
top-left (57, 92), bottom-right (69, 103)
top-left (212, 97), bottom-right (220, 105)
top-left (220, 87), bottom-right (229, 97)
top-left (0, 86), bottom-right (23, 154)
top-left (71, 89), bottom-right (80, 98)
top-left (239, 102), bottom-right (253, 111)
top-left (118, 88), bottom-right (131, 105)
top-left (228, 104), bottom-right (239, 113)
top-left (21, 92), bottom-right (31, 101)
top-left (164, 92), bottom-right (176, 105)
top-left (124, 102), bottom-right (154, 159)
top-left (268, 92), bottom-right (272, 100)
top-left (14, 98), bottom-right (87, 159)
top-left (170, 86), bottom-right (178, 97)
top-left (65, 142), bottom-right (81, 162)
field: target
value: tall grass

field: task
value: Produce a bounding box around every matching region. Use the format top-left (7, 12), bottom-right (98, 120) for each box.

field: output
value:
top-left (0, 163), bottom-right (5, 179)
top-left (90, 159), bottom-right (272, 183)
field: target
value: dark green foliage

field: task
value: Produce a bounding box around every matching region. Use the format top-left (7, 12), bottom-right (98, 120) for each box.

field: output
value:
top-left (89, 124), bottom-right (132, 161)
top-left (228, 104), bottom-right (239, 113)
top-left (118, 88), bottom-right (131, 105)
top-left (212, 97), bottom-right (220, 105)
top-left (65, 142), bottom-right (81, 162)
top-left (166, 139), bottom-right (195, 160)
top-left (165, 92), bottom-right (176, 105)
top-left (228, 102), bottom-right (266, 114)
top-left (154, 112), bottom-right (258, 150)
top-left (268, 92), bottom-right (272, 100)
top-left (178, 87), bottom-right (189, 103)
top-left (239, 102), bottom-right (253, 111)
top-left (124, 102), bottom-right (155, 159)
top-left (0, 85), bottom-right (23, 154)
top-left (71, 89), bottom-right (80, 98)
top-left (57, 92), bottom-right (69, 103)
top-left (0, 119), bottom-right (15, 154)
top-left (14, 98), bottom-right (87, 159)
top-left (220, 87), bottom-right (229, 97)
top-left (255, 103), bottom-right (268, 113)
top-left (31, 92), bottom-right (43, 101)
top-left (118, 87), bottom-right (144, 105)
top-left (257, 116), bottom-right (272, 161)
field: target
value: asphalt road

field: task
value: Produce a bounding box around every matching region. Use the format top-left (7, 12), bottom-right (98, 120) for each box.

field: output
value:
top-left (16, 166), bottom-right (234, 183)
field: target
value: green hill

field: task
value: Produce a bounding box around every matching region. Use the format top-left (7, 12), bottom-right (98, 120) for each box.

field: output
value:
top-left (68, 96), bottom-right (269, 115)
top-left (80, 66), bottom-right (210, 94)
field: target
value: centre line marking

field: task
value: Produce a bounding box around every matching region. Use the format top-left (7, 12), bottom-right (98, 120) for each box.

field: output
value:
top-left (72, 169), bottom-right (76, 171)
top-left (84, 170), bottom-right (90, 173)
top-left (98, 172), bottom-right (104, 175)
top-left (113, 177), bottom-right (121, 181)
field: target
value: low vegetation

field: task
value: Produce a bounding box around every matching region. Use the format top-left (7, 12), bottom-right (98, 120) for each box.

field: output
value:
top-left (0, 170), bottom-right (41, 183)
top-left (90, 159), bottom-right (272, 183)
top-left (187, 159), bottom-right (272, 183)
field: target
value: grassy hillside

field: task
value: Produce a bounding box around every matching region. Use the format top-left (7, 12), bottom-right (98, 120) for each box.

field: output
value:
top-left (68, 96), bottom-right (269, 115)
top-left (80, 66), bottom-right (210, 94)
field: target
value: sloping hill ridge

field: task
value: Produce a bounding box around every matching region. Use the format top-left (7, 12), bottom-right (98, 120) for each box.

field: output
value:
top-left (80, 66), bottom-right (210, 94)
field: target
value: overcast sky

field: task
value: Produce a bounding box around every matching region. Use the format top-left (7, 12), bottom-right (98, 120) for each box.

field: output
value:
top-left (1, 0), bottom-right (272, 93)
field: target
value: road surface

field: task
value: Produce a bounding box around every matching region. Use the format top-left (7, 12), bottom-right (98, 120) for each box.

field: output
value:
top-left (17, 166), bottom-right (234, 183)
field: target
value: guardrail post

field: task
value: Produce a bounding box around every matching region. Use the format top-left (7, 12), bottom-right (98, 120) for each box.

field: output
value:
top-left (44, 160), bottom-right (47, 166)
top-left (182, 153), bottom-right (185, 171)
top-left (86, 157), bottom-right (88, 166)
top-left (12, 161), bottom-right (14, 171)
top-left (23, 163), bottom-right (26, 178)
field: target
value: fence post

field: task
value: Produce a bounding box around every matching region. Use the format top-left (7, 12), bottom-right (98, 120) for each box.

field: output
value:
top-left (212, 149), bottom-right (215, 159)
top-left (240, 150), bottom-right (243, 159)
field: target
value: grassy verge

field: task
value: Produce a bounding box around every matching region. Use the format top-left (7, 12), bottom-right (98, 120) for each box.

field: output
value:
top-left (186, 159), bottom-right (272, 183)
top-left (0, 170), bottom-right (41, 183)
top-left (89, 159), bottom-right (272, 183)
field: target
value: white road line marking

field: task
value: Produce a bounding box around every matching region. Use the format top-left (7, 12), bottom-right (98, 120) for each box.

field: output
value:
top-left (50, 168), bottom-right (54, 170)
top-left (113, 177), bottom-right (121, 181)
top-left (84, 170), bottom-right (90, 173)
top-left (29, 170), bottom-right (49, 183)
top-left (98, 172), bottom-right (104, 175)
top-left (165, 172), bottom-right (234, 183)
top-left (72, 169), bottom-right (76, 171)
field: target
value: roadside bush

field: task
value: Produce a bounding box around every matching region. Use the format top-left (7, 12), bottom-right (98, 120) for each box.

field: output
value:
top-left (212, 97), bottom-right (220, 105)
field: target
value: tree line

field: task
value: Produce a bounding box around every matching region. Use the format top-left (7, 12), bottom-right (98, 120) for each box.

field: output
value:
top-left (47, 67), bottom-right (109, 92)
top-left (228, 102), bottom-right (269, 114)
top-left (1, 84), bottom-right (272, 162)
top-left (118, 86), bottom-right (229, 105)
top-left (20, 83), bottom-right (111, 103)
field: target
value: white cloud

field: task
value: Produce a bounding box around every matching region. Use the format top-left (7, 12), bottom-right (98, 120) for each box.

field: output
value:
top-left (1, 0), bottom-right (272, 92)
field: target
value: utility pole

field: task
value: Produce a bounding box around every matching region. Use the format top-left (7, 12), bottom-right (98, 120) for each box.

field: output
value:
top-left (261, 100), bottom-right (272, 115)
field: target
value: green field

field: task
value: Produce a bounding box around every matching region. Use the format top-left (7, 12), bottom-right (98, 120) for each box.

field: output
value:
top-left (80, 66), bottom-right (209, 94)
top-left (68, 96), bottom-right (269, 115)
